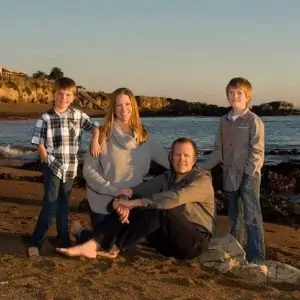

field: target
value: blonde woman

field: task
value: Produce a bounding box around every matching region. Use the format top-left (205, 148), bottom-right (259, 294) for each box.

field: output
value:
top-left (72, 88), bottom-right (169, 243)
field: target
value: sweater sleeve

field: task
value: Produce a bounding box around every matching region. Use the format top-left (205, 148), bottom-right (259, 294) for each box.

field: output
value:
top-left (149, 135), bottom-right (170, 169)
top-left (83, 152), bottom-right (119, 196)
top-left (132, 173), bottom-right (166, 197)
top-left (198, 119), bottom-right (223, 170)
top-left (142, 172), bottom-right (214, 209)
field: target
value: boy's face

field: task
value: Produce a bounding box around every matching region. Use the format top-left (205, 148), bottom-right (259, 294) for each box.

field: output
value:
top-left (227, 87), bottom-right (250, 111)
top-left (54, 89), bottom-right (75, 112)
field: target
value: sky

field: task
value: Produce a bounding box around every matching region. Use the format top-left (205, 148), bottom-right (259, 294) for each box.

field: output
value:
top-left (1, 0), bottom-right (300, 106)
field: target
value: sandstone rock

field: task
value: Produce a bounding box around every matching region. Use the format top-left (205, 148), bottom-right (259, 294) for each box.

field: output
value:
top-left (200, 232), bottom-right (246, 264)
top-left (230, 263), bottom-right (268, 282)
top-left (203, 258), bottom-right (242, 274)
top-left (200, 232), bottom-right (246, 273)
top-left (200, 233), bottom-right (300, 285)
top-left (265, 260), bottom-right (300, 284)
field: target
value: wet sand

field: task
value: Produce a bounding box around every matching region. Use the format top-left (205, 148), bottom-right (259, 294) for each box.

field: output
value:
top-left (0, 160), bottom-right (300, 299)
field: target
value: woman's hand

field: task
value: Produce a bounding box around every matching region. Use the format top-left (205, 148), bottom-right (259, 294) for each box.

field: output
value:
top-left (116, 188), bottom-right (133, 198)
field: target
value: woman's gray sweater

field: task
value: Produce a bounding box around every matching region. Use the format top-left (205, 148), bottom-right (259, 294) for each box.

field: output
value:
top-left (83, 124), bottom-right (170, 214)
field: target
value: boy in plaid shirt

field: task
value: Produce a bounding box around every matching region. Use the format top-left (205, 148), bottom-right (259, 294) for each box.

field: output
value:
top-left (28, 77), bottom-right (100, 257)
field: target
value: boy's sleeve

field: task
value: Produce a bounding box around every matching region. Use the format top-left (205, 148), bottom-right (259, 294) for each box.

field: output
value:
top-left (198, 120), bottom-right (223, 170)
top-left (245, 117), bottom-right (265, 176)
top-left (81, 112), bottom-right (100, 133)
top-left (31, 117), bottom-right (46, 145)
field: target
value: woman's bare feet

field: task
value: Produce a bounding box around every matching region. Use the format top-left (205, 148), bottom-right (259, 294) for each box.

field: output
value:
top-left (57, 239), bottom-right (99, 258)
top-left (56, 240), bottom-right (120, 259)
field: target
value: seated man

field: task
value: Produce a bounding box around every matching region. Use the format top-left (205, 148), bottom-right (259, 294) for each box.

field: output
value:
top-left (57, 138), bottom-right (216, 260)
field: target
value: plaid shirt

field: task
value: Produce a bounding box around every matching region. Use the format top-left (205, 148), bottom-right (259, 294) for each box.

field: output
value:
top-left (31, 107), bottom-right (99, 182)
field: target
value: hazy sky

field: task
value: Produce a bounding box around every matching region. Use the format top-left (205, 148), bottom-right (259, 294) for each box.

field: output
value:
top-left (1, 0), bottom-right (300, 105)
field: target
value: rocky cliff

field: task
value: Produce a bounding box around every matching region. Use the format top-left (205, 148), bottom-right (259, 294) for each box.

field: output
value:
top-left (0, 74), bottom-right (298, 116)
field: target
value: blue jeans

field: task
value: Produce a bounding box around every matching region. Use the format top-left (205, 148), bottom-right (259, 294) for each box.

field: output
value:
top-left (227, 172), bottom-right (265, 262)
top-left (30, 163), bottom-right (73, 248)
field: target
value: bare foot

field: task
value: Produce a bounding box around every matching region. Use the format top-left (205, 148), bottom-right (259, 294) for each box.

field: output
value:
top-left (97, 245), bottom-right (120, 259)
top-left (56, 240), bottom-right (99, 259)
top-left (70, 220), bottom-right (83, 237)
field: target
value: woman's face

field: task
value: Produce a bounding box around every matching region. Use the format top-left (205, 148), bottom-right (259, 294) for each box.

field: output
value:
top-left (115, 94), bottom-right (132, 123)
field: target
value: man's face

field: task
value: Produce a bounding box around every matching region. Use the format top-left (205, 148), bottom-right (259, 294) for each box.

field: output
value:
top-left (171, 142), bottom-right (196, 174)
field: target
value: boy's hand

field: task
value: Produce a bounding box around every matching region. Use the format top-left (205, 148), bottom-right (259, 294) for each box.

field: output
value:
top-left (116, 188), bottom-right (133, 198)
top-left (37, 144), bottom-right (48, 163)
top-left (90, 139), bottom-right (101, 157)
top-left (40, 154), bottom-right (48, 163)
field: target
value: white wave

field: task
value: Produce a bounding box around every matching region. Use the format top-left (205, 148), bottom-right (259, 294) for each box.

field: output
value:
top-left (0, 145), bottom-right (38, 160)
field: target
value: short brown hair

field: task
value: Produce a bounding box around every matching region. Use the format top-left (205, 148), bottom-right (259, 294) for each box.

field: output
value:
top-left (171, 137), bottom-right (198, 158)
top-left (226, 77), bottom-right (253, 103)
top-left (53, 77), bottom-right (77, 95)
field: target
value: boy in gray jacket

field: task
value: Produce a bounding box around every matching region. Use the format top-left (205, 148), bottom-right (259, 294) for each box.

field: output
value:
top-left (199, 77), bottom-right (265, 264)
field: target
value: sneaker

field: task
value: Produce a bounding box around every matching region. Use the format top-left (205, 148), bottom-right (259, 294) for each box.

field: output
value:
top-left (28, 246), bottom-right (40, 257)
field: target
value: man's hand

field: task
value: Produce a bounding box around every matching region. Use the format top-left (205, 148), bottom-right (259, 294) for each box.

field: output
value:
top-left (116, 188), bottom-right (133, 198)
top-left (113, 198), bottom-right (144, 209)
top-left (90, 139), bottom-right (101, 157)
top-left (113, 198), bottom-right (133, 209)
top-left (116, 205), bottom-right (130, 224)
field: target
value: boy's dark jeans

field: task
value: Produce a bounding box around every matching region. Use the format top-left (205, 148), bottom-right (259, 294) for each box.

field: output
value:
top-left (227, 172), bottom-right (265, 263)
top-left (30, 163), bottom-right (73, 248)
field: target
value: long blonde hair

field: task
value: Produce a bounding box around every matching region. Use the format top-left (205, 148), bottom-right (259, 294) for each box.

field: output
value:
top-left (98, 87), bottom-right (148, 145)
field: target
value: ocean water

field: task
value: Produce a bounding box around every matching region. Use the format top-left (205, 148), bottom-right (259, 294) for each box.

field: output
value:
top-left (0, 116), bottom-right (300, 164)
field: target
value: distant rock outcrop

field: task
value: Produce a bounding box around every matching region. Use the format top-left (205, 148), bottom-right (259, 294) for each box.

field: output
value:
top-left (0, 74), bottom-right (298, 116)
top-left (252, 101), bottom-right (297, 116)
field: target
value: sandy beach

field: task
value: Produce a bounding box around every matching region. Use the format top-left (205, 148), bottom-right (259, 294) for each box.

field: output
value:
top-left (0, 159), bottom-right (299, 300)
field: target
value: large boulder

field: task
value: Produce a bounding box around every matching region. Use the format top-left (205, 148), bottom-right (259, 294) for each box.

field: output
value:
top-left (200, 232), bottom-right (300, 285)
